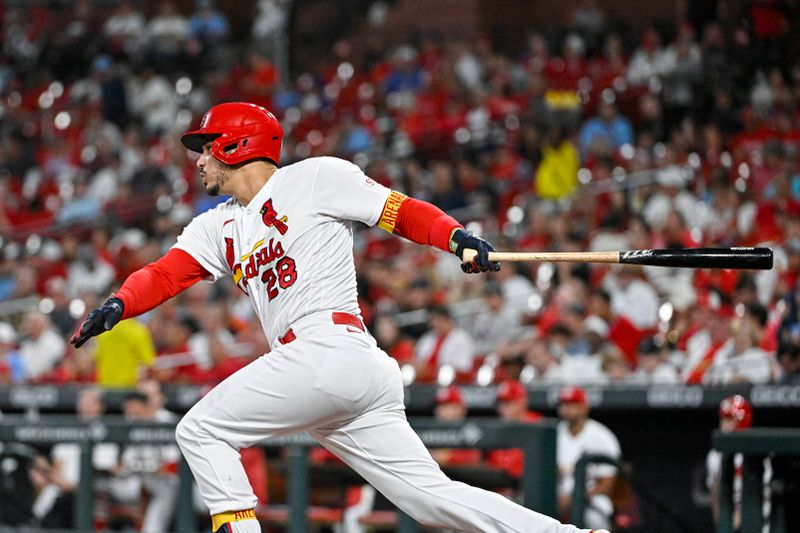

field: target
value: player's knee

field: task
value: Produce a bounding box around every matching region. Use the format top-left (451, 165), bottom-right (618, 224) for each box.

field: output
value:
top-left (175, 413), bottom-right (200, 451)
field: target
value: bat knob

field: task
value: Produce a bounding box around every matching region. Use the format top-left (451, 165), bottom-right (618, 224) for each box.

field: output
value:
top-left (461, 248), bottom-right (478, 263)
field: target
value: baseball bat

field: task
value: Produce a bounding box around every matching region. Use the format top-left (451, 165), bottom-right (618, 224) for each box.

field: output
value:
top-left (461, 247), bottom-right (773, 270)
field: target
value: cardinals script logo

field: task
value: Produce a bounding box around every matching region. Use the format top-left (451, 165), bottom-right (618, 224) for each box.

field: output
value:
top-left (260, 199), bottom-right (288, 234)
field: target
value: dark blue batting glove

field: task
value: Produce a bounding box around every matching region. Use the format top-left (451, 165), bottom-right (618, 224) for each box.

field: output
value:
top-left (70, 296), bottom-right (124, 348)
top-left (449, 228), bottom-right (501, 274)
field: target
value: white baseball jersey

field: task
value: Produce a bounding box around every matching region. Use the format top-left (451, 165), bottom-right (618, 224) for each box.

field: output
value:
top-left (557, 418), bottom-right (621, 497)
top-left (557, 418), bottom-right (620, 529)
top-left (173, 156), bottom-right (393, 344)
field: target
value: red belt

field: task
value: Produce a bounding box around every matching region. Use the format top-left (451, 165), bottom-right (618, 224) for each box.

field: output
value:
top-left (278, 312), bottom-right (364, 345)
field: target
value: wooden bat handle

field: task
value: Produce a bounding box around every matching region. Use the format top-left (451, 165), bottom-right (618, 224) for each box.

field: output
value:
top-left (461, 249), bottom-right (620, 264)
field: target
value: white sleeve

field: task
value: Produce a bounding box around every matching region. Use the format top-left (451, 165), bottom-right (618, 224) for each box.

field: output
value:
top-left (311, 157), bottom-right (392, 226)
top-left (172, 209), bottom-right (230, 281)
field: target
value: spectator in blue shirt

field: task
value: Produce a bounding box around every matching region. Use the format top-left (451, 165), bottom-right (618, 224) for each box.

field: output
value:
top-left (578, 92), bottom-right (634, 160)
top-left (384, 45), bottom-right (425, 95)
top-left (0, 322), bottom-right (24, 383)
top-left (188, 0), bottom-right (229, 45)
top-left (188, 0), bottom-right (229, 69)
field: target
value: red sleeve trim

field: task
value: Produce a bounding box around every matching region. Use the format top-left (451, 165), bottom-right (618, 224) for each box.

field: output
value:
top-left (384, 195), bottom-right (463, 253)
top-left (115, 248), bottom-right (210, 319)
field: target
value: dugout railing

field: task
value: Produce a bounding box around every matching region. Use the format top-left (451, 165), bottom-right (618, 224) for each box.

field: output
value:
top-left (713, 428), bottom-right (800, 533)
top-left (0, 417), bottom-right (558, 533)
top-left (5, 383), bottom-right (800, 414)
top-left (571, 454), bottom-right (702, 533)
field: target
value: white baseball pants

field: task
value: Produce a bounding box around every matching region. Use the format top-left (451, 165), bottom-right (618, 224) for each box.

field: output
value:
top-left (175, 311), bottom-right (587, 533)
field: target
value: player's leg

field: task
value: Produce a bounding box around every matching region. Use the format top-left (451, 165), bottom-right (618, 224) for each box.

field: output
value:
top-left (308, 358), bottom-right (594, 533)
top-left (309, 413), bottom-right (582, 533)
top-left (174, 332), bottom-right (389, 532)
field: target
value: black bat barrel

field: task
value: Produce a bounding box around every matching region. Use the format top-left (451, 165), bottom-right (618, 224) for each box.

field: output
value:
top-left (619, 247), bottom-right (773, 270)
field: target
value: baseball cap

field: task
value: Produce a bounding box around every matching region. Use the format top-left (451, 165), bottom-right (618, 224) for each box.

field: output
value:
top-left (697, 290), bottom-right (734, 317)
top-left (558, 385), bottom-right (588, 405)
top-left (436, 386), bottom-right (464, 406)
top-left (719, 395), bottom-right (752, 429)
top-left (496, 380), bottom-right (528, 402)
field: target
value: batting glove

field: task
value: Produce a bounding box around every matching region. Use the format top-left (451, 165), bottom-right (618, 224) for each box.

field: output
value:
top-left (70, 296), bottom-right (124, 348)
top-left (449, 228), bottom-right (501, 274)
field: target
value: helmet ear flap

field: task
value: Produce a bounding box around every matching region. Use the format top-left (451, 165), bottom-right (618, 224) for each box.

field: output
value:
top-left (222, 139), bottom-right (242, 156)
top-left (209, 134), bottom-right (238, 166)
top-left (211, 131), bottom-right (280, 166)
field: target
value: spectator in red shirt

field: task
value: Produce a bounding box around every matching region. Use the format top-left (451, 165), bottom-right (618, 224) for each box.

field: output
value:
top-left (154, 317), bottom-right (201, 384)
top-left (374, 314), bottom-right (415, 364)
top-left (750, 0), bottom-right (791, 72)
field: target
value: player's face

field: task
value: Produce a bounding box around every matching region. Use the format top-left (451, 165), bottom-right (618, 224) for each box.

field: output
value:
top-left (558, 401), bottom-right (587, 425)
top-left (197, 143), bottom-right (234, 196)
top-left (497, 399), bottom-right (523, 421)
top-left (77, 390), bottom-right (103, 419)
top-left (435, 402), bottom-right (466, 421)
top-left (123, 399), bottom-right (147, 419)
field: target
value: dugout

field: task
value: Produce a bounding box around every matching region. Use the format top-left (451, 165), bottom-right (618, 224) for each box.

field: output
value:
top-left (2, 383), bottom-right (800, 532)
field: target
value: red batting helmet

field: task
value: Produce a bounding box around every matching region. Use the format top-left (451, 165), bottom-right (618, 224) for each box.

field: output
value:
top-left (719, 395), bottom-right (752, 429)
top-left (181, 102), bottom-right (283, 166)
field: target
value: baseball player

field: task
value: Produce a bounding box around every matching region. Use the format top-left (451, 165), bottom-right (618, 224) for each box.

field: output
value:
top-left (431, 386), bottom-right (482, 467)
top-left (487, 380), bottom-right (544, 479)
top-left (71, 102), bottom-right (607, 533)
top-left (705, 395), bottom-right (752, 530)
top-left (556, 386), bottom-right (620, 531)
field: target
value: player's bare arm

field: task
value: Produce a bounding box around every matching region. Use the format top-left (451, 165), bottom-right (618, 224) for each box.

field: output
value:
top-left (588, 475), bottom-right (616, 498)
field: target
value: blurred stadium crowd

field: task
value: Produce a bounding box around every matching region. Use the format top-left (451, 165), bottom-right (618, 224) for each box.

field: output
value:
top-left (0, 0), bottom-right (799, 393)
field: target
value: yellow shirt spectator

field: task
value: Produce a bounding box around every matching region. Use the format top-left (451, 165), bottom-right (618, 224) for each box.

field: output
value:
top-left (535, 140), bottom-right (579, 200)
top-left (95, 319), bottom-right (156, 388)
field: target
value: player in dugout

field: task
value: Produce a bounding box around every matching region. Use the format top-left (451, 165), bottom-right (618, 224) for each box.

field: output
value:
top-left (486, 380), bottom-right (544, 479)
top-left (556, 386), bottom-right (621, 531)
top-left (705, 394), bottom-right (754, 531)
top-left (430, 386), bottom-right (482, 467)
top-left (71, 102), bottom-right (609, 533)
